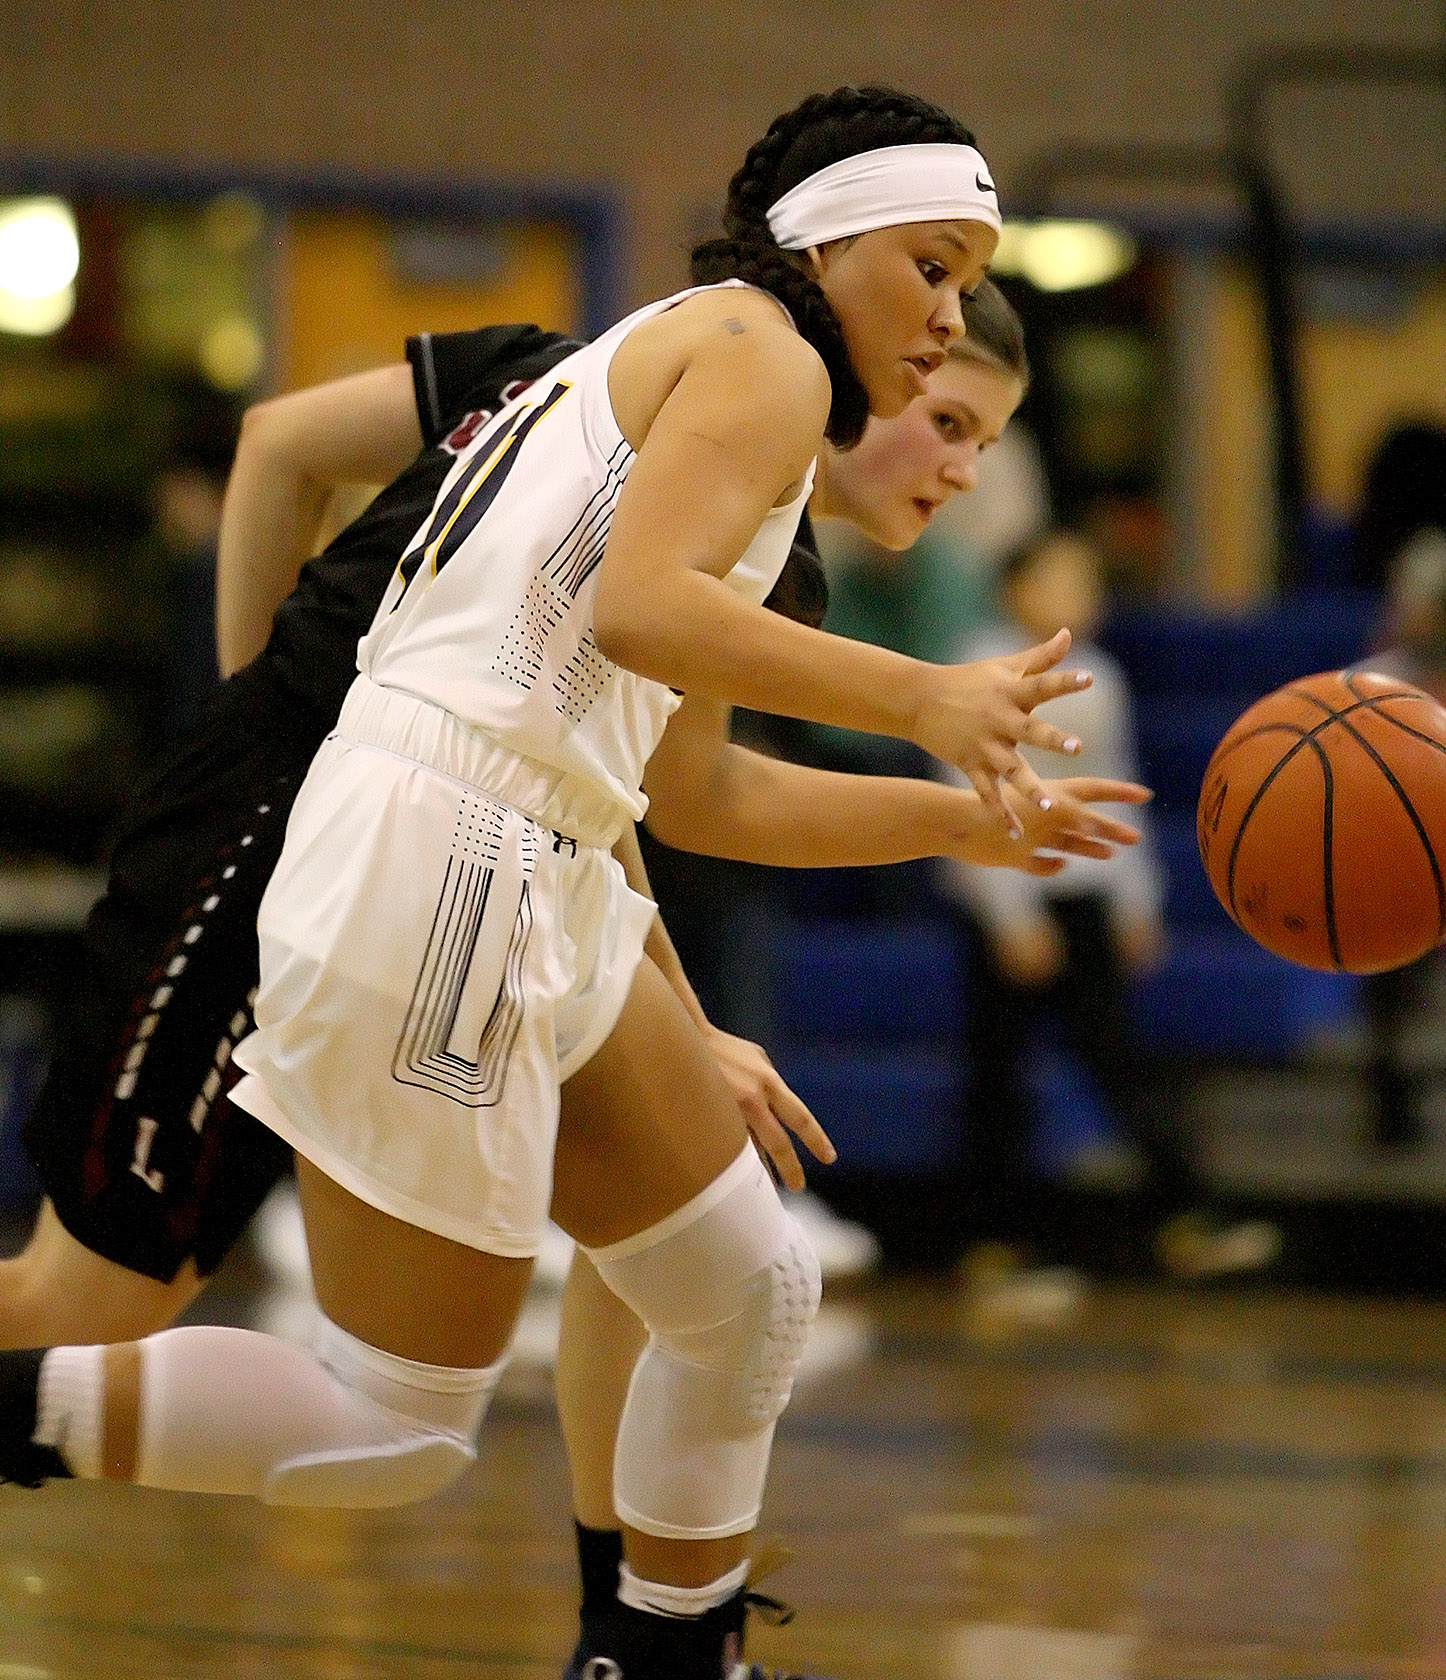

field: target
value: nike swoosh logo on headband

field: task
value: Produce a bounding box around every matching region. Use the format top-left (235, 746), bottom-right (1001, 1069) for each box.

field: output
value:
top-left (976, 174), bottom-right (996, 195)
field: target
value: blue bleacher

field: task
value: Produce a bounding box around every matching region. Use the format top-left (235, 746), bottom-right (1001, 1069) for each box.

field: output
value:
top-left (762, 592), bottom-right (1377, 1176)
top-left (767, 919), bottom-right (964, 1172)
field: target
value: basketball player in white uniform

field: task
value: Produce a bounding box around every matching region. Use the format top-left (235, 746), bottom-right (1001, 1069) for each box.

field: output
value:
top-left (0, 88), bottom-right (1145, 1680)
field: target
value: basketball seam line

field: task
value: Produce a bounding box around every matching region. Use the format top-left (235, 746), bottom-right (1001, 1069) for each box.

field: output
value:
top-left (1297, 686), bottom-right (1446, 940)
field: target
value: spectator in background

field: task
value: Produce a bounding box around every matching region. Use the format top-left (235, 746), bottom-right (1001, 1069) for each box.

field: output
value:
top-left (1354, 418), bottom-right (1446, 1149)
top-left (1353, 420), bottom-right (1446, 598)
top-left (939, 528), bottom-right (1280, 1320)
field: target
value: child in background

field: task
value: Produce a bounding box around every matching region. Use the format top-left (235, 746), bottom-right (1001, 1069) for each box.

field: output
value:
top-left (1356, 465), bottom-right (1446, 1149)
top-left (939, 528), bottom-right (1280, 1314)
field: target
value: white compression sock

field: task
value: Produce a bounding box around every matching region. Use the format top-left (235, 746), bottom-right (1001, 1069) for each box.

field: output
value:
top-left (33, 1345), bottom-right (106, 1479)
top-left (617, 1559), bottom-right (751, 1618)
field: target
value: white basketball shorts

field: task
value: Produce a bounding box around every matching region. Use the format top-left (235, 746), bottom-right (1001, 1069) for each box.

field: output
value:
top-left (230, 678), bottom-right (655, 1257)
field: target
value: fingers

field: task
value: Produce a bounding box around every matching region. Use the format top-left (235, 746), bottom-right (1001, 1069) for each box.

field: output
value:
top-left (1047, 832), bottom-right (1120, 860)
top-left (735, 1068), bottom-right (835, 1193)
top-left (1017, 667), bottom-right (1091, 711)
top-left (1022, 855), bottom-right (1066, 876)
top-left (749, 1113), bottom-right (806, 1192)
top-left (999, 757), bottom-right (1058, 814)
top-left (969, 764), bottom-right (1019, 833)
top-left (1053, 777), bottom-right (1153, 806)
top-left (1018, 713), bottom-right (1083, 757)
top-left (774, 1090), bottom-right (836, 1165)
top-left (1011, 627), bottom-right (1072, 675)
top-left (1041, 799), bottom-right (1142, 845)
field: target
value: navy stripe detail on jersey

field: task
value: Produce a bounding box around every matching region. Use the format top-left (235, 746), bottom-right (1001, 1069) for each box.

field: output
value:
top-left (392, 862), bottom-right (533, 1106)
top-left (395, 406), bottom-right (525, 595)
top-left (392, 794), bottom-right (538, 1106)
top-left (546, 436), bottom-right (632, 597)
top-left (393, 381), bottom-right (571, 604)
top-left (430, 381), bottom-right (571, 579)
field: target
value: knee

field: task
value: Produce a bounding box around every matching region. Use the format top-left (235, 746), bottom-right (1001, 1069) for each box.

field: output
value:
top-left (133, 1319), bottom-right (505, 1509)
top-left (586, 1149), bottom-right (822, 1429)
top-left (263, 1317), bottom-right (504, 1508)
top-left (585, 1151), bottom-right (820, 1541)
top-left (663, 1213), bottom-right (821, 1428)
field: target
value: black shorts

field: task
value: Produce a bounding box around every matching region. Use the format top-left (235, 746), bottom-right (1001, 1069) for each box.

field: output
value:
top-left (22, 659), bottom-right (332, 1282)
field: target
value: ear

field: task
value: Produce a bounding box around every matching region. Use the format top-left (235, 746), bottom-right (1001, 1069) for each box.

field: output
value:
top-left (804, 244), bottom-right (824, 276)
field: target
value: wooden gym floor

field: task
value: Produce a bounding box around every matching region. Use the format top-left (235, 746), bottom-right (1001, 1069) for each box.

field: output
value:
top-left (5, 1262), bottom-right (1446, 1679)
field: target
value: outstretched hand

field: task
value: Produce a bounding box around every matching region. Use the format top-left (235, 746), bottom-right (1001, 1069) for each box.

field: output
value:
top-left (912, 629), bottom-right (1093, 829)
top-left (704, 1025), bottom-right (835, 1191)
top-left (964, 775), bottom-right (1152, 874)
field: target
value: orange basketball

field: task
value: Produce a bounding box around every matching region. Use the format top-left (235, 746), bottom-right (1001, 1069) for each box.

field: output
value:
top-left (1197, 669), bottom-right (1446, 973)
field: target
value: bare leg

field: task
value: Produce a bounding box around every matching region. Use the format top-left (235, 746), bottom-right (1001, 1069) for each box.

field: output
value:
top-left (556, 1249), bottom-right (646, 1528)
top-left (99, 1156), bottom-right (536, 1481)
top-left (83, 956), bottom-right (766, 1605)
top-left (0, 1201), bottom-right (203, 1347)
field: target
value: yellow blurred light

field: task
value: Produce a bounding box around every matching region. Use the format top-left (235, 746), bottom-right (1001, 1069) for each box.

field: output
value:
top-left (989, 219), bottom-right (1136, 292)
top-left (0, 284), bottom-right (74, 336)
top-left (202, 191), bottom-right (266, 254)
top-left (0, 198), bottom-right (79, 300)
top-left (989, 222), bottom-right (1031, 274)
top-left (200, 313), bottom-right (265, 389)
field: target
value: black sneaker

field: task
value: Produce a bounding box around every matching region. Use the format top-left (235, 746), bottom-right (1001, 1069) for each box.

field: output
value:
top-left (574, 1659), bottom-right (832, 1680)
top-left (563, 1577), bottom-right (831, 1680)
top-left (0, 1349), bottom-right (72, 1489)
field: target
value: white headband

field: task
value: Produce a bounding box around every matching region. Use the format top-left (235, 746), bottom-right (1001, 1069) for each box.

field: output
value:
top-left (765, 142), bottom-right (1002, 251)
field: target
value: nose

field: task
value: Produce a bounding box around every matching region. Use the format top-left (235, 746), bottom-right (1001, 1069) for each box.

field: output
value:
top-left (941, 442), bottom-right (980, 492)
top-left (932, 288), bottom-right (965, 346)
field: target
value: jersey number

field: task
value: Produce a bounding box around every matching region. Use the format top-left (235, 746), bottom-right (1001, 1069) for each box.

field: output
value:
top-left (394, 380), bottom-right (571, 606)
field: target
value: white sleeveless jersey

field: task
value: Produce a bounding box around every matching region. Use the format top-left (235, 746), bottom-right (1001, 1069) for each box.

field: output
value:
top-left (357, 283), bottom-right (813, 823)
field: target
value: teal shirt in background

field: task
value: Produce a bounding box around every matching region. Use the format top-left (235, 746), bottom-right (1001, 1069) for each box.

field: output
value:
top-left (823, 533), bottom-right (991, 663)
top-left (807, 530), bottom-right (992, 770)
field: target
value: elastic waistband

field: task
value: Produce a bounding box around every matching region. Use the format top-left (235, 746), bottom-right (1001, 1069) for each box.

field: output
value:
top-left (336, 676), bottom-right (627, 850)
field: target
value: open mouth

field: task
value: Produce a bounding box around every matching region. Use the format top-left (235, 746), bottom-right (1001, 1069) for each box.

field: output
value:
top-left (912, 497), bottom-right (939, 522)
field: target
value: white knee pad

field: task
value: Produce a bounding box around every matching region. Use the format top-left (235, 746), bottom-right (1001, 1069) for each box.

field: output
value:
top-left (584, 1147), bottom-right (822, 1541)
top-left (135, 1319), bottom-right (504, 1508)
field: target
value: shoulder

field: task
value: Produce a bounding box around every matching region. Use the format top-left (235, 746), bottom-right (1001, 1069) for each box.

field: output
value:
top-left (676, 289), bottom-right (831, 445)
top-left (670, 287), bottom-right (825, 382)
top-left (612, 285), bottom-right (830, 458)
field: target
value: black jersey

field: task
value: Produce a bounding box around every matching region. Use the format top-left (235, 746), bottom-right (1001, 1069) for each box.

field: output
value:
top-left (262, 325), bottom-right (826, 724)
top-left (264, 325), bottom-right (585, 722)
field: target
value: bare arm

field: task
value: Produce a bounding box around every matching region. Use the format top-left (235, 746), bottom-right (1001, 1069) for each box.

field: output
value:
top-left (216, 363), bottom-right (422, 676)
top-left (643, 695), bottom-right (1146, 874)
top-left (594, 306), bottom-right (1087, 822)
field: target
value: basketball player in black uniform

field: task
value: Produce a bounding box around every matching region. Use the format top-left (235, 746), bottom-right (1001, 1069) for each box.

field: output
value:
top-left (2, 321), bottom-right (840, 1679)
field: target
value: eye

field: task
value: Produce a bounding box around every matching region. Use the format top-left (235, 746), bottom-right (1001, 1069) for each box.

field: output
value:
top-left (932, 410), bottom-right (965, 440)
top-left (917, 259), bottom-right (948, 285)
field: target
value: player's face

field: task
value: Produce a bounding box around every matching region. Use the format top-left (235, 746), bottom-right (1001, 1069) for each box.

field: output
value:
top-left (811, 218), bottom-right (998, 418)
top-left (817, 354), bottom-right (1024, 550)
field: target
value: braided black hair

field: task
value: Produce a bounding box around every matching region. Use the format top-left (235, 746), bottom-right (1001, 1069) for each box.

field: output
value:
top-left (691, 86), bottom-right (979, 450)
